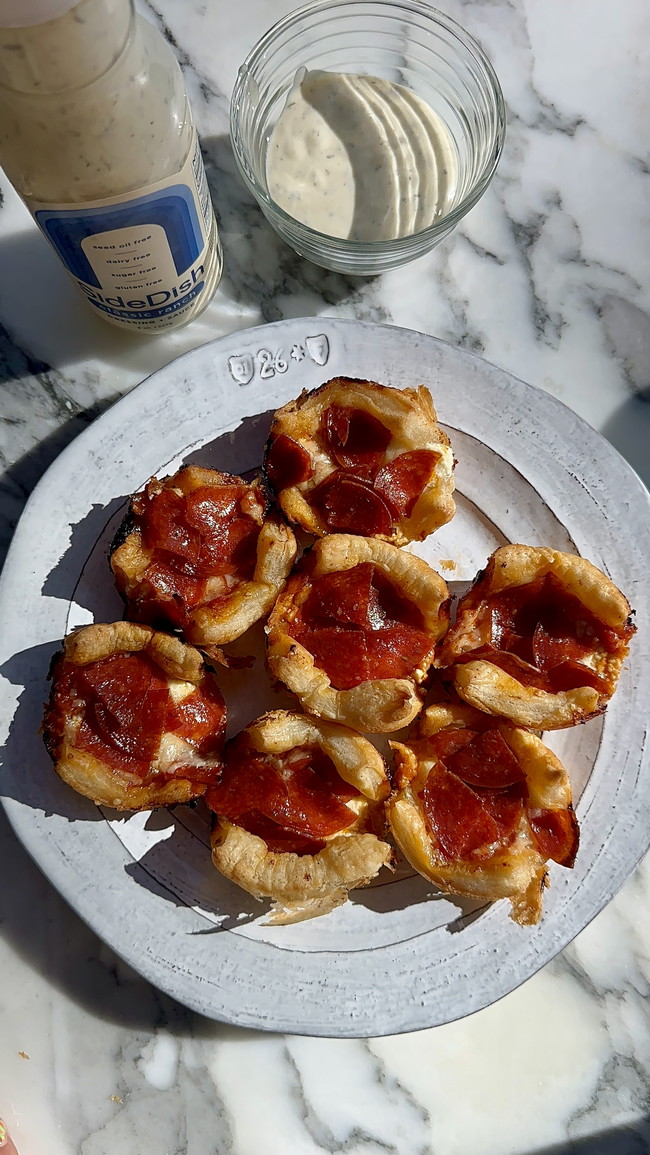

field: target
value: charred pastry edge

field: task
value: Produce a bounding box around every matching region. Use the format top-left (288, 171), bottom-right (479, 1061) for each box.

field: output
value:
top-left (263, 377), bottom-right (456, 545)
top-left (266, 534), bottom-right (451, 733)
top-left (208, 709), bottom-right (393, 925)
top-left (43, 621), bottom-right (226, 812)
top-left (109, 504), bottom-right (137, 558)
top-left (437, 545), bottom-right (635, 731)
top-left (387, 701), bottom-right (579, 926)
top-left (109, 465), bottom-right (298, 648)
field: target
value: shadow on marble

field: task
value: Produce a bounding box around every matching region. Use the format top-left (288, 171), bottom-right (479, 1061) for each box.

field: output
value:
top-left (0, 806), bottom-right (254, 1036)
top-left (201, 133), bottom-right (375, 317)
top-left (601, 395), bottom-right (650, 492)
top-left (0, 397), bottom-right (116, 570)
top-left (0, 229), bottom-right (168, 382)
top-left (536, 1116), bottom-right (650, 1155)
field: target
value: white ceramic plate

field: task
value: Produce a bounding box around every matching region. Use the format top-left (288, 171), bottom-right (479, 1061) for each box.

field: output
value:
top-left (1, 319), bottom-right (649, 1037)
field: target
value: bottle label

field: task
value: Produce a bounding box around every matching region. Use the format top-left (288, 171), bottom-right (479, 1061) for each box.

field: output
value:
top-left (28, 129), bottom-right (220, 330)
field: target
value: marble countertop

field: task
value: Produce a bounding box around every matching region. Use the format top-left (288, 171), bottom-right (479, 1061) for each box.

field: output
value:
top-left (1, 1), bottom-right (650, 1152)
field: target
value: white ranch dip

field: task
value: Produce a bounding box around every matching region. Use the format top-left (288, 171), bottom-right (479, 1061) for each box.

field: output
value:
top-left (266, 69), bottom-right (458, 242)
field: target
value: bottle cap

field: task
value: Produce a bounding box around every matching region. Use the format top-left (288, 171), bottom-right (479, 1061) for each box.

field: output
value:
top-left (0, 0), bottom-right (78, 26)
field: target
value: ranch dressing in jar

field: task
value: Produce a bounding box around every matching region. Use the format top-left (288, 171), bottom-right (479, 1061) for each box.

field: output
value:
top-left (0, 0), bottom-right (222, 332)
top-left (266, 69), bottom-right (458, 242)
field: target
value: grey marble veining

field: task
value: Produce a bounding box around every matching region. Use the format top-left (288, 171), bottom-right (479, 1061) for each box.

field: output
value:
top-left (1, 1), bottom-right (650, 1153)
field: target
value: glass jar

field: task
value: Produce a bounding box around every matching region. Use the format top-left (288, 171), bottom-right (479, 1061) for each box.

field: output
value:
top-left (231, 0), bottom-right (505, 275)
top-left (0, 0), bottom-right (222, 331)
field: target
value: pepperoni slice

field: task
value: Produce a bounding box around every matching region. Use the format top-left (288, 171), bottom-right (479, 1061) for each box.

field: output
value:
top-left (75, 653), bottom-right (169, 774)
top-left (166, 682), bottom-right (227, 756)
top-left (461, 648), bottom-right (552, 692)
top-left (301, 563), bottom-right (382, 629)
top-left (196, 516), bottom-right (260, 579)
top-left (292, 563), bottom-right (432, 688)
top-left (80, 654), bottom-right (167, 756)
top-left (489, 577), bottom-right (547, 643)
top-left (52, 652), bottom-right (225, 787)
top-left (531, 614), bottom-right (593, 672)
top-left (420, 764), bottom-right (525, 860)
top-left (184, 485), bottom-right (242, 531)
top-left (322, 405), bottom-right (392, 476)
top-left (144, 755), bottom-right (223, 789)
top-left (140, 487), bottom-right (201, 563)
top-left (374, 450), bottom-right (440, 517)
top-left (206, 744), bottom-right (358, 849)
top-left (527, 807), bottom-right (579, 867)
top-left (481, 784), bottom-right (526, 834)
top-left (294, 623), bottom-right (431, 691)
top-left (485, 575), bottom-right (631, 691)
top-left (363, 624), bottom-right (433, 682)
top-left (300, 563), bottom-right (426, 633)
top-left (291, 626), bottom-right (369, 690)
top-left (265, 433), bottom-right (314, 491)
top-left (548, 660), bottom-right (610, 694)
top-left (139, 562), bottom-right (207, 627)
top-left (444, 728), bottom-right (527, 790)
top-left (426, 728), bottom-right (478, 762)
top-left (130, 476), bottom-right (265, 624)
top-left (420, 765), bottom-right (503, 859)
top-left (371, 566), bottom-right (428, 631)
top-left (233, 812), bottom-right (327, 856)
top-left (311, 472), bottom-right (395, 535)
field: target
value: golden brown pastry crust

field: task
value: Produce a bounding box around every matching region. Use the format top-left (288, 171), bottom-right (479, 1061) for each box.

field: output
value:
top-left (111, 465), bottom-right (297, 647)
top-left (264, 377), bottom-right (455, 545)
top-left (44, 621), bottom-right (225, 811)
top-left (438, 545), bottom-right (635, 729)
top-left (209, 710), bottom-right (393, 924)
top-left (387, 702), bottom-right (578, 925)
top-left (266, 534), bottom-right (450, 732)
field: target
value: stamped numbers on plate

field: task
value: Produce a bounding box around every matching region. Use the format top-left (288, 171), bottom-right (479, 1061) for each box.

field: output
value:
top-left (227, 334), bottom-right (330, 385)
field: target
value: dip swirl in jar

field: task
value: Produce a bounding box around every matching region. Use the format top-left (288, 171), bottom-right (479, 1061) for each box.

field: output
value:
top-left (266, 68), bottom-right (458, 242)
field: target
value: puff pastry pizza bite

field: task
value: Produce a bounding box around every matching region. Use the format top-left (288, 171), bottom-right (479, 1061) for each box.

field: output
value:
top-left (264, 377), bottom-right (455, 545)
top-left (110, 465), bottom-right (296, 648)
top-left (266, 535), bottom-right (450, 732)
top-left (437, 545), bottom-right (635, 730)
top-left (207, 710), bottom-right (392, 924)
top-left (44, 622), bottom-right (227, 811)
top-left (388, 702), bottom-right (579, 924)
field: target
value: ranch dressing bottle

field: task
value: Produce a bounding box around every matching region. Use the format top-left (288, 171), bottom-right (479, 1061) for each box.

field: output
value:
top-left (0, 0), bottom-right (222, 332)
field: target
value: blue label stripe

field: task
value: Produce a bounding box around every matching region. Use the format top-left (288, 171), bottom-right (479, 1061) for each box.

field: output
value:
top-left (35, 185), bottom-right (203, 287)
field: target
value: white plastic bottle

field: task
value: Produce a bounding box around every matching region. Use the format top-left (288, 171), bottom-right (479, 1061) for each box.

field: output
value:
top-left (0, 0), bottom-right (222, 333)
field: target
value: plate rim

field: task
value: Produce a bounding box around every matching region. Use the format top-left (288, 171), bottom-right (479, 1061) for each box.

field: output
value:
top-left (1, 316), bottom-right (649, 1037)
